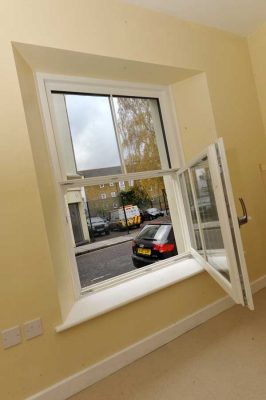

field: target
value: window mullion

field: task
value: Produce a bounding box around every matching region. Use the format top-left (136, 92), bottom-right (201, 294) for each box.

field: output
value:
top-left (109, 95), bottom-right (127, 174)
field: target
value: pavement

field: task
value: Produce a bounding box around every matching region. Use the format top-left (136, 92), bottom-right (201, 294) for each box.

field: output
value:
top-left (75, 234), bottom-right (134, 256)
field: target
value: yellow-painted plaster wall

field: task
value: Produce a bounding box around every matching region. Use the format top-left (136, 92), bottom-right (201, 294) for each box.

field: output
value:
top-left (172, 73), bottom-right (218, 161)
top-left (248, 22), bottom-right (266, 136)
top-left (1, 1), bottom-right (266, 398)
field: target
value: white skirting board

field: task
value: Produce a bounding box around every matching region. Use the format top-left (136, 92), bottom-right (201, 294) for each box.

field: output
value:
top-left (26, 275), bottom-right (266, 400)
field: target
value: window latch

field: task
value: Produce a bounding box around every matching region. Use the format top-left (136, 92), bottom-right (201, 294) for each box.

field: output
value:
top-left (238, 198), bottom-right (248, 227)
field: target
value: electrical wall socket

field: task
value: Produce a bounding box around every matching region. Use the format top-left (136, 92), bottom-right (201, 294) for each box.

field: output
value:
top-left (23, 318), bottom-right (43, 340)
top-left (1, 326), bottom-right (22, 349)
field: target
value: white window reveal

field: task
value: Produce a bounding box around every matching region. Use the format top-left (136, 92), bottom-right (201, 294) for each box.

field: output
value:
top-left (100, 193), bottom-right (107, 199)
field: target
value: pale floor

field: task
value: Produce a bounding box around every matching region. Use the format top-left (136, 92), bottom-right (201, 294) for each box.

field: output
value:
top-left (70, 288), bottom-right (266, 400)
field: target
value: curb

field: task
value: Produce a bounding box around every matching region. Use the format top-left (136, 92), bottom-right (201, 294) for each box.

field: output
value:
top-left (75, 236), bottom-right (134, 256)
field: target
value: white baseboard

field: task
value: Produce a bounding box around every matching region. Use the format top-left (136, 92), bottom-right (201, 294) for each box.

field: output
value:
top-left (26, 275), bottom-right (266, 400)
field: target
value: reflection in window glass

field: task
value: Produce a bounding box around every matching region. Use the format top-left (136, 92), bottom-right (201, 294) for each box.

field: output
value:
top-left (180, 171), bottom-right (203, 251)
top-left (215, 144), bottom-right (243, 278)
top-left (113, 97), bottom-right (168, 173)
top-left (190, 158), bottom-right (230, 281)
top-left (65, 95), bottom-right (122, 176)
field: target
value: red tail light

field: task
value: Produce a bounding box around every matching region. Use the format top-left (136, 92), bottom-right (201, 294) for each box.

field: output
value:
top-left (153, 243), bottom-right (175, 253)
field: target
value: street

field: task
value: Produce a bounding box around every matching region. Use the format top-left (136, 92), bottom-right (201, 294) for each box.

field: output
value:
top-left (76, 241), bottom-right (135, 288)
top-left (90, 224), bottom-right (142, 243)
top-left (90, 214), bottom-right (171, 244)
top-left (76, 215), bottom-right (172, 288)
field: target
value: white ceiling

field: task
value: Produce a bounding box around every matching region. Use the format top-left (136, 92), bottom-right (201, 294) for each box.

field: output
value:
top-left (123, 0), bottom-right (266, 36)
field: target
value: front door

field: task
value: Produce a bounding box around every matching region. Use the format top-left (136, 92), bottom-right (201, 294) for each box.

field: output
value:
top-left (68, 203), bottom-right (85, 246)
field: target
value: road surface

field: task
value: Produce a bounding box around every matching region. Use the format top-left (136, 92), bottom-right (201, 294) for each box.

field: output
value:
top-left (76, 241), bottom-right (135, 288)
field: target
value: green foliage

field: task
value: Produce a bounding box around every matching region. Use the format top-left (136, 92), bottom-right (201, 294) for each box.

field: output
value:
top-left (120, 185), bottom-right (151, 209)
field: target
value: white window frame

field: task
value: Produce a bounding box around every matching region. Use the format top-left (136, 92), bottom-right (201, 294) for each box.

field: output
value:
top-left (100, 193), bottom-right (107, 199)
top-left (35, 73), bottom-right (253, 330)
top-left (36, 73), bottom-right (186, 301)
top-left (111, 192), bottom-right (117, 198)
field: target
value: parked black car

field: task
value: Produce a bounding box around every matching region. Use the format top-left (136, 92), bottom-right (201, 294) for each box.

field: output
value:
top-left (143, 207), bottom-right (164, 220)
top-left (87, 217), bottom-right (110, 236)
top-left (132, 223), bottom-right (177, 268)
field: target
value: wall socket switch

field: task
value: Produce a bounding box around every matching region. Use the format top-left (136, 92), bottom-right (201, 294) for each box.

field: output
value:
top-left (1, 326), bottom-right (22, 349)
top-left (23, 318), bottom-right (43, 340)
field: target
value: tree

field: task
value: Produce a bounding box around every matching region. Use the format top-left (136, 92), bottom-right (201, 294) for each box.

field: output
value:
top-left (115, 97), bottom-right (165, 202)
top-left (120, 185), bottom-right (150, 209)
top-left (115, 97), bottom-right (161, 173)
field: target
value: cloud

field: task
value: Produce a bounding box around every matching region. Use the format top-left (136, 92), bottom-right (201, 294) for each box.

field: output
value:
top-left (65, 95), bottom-right (121, 171)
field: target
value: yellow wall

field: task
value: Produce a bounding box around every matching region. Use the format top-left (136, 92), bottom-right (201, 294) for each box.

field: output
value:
top-left (1, 1), bottom-right (266, 398)
top-left (248, 22), bottom-right (266, 136)
top-left (172, 73), bottom-right (218, 161)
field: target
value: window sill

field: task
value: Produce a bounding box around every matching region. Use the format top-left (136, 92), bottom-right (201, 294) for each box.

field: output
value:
top-left (55, 256), bottom-right (204, 332)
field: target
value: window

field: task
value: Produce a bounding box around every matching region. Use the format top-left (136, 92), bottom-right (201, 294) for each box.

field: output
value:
top-left (39, 75), bottom-right (253, 315)
top-left (119, 181), bottom-right (125, 190)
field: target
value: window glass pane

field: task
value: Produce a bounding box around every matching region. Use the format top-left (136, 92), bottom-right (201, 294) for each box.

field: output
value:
top-left (113, 97), bottom-right (169, 172)
top-left (190, 158), bottom-right (230, 281)
top-left (215, 144), bottom-right (244, 277)
top-left (64, 94), bottom-right (122, 176)
top-left (179, 171), bottom-right (203, 251)
top-left (66, 177), bottom-right (177, 289)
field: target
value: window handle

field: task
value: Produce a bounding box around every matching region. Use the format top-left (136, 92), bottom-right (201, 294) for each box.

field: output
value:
top-left (238, 198), bottom-right (248, 227)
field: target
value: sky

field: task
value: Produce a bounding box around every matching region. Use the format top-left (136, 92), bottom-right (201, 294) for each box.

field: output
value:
top-left (65, 94), bottom-right (121, 171)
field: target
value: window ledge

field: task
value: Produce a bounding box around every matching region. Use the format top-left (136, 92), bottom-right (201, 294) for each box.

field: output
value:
top-left (55, 256), bottom-right (204, 332)
top-left (55, 258), bottom-right (204, 332)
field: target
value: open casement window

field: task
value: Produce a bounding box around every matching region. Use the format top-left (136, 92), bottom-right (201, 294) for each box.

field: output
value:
top-left (178, 138), bottom-right (253, 309)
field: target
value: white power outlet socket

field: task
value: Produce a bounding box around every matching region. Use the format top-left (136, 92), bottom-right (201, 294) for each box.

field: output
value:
top-left (23, 318), bottom-right (43, 340)
top-left (1, 326), bottom-right (22, 349)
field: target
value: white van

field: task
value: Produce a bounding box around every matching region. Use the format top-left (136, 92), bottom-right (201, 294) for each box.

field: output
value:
top-left (110, 205), bottom-right (141, 230)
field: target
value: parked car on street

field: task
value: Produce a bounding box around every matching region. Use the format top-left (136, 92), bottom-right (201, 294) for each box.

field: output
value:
top-left (132, 223), bottom-right (177, 268)
top-left (87, 216), bottom-right (110, 236)
top-left (143, 207), bottom-right (164, 220)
